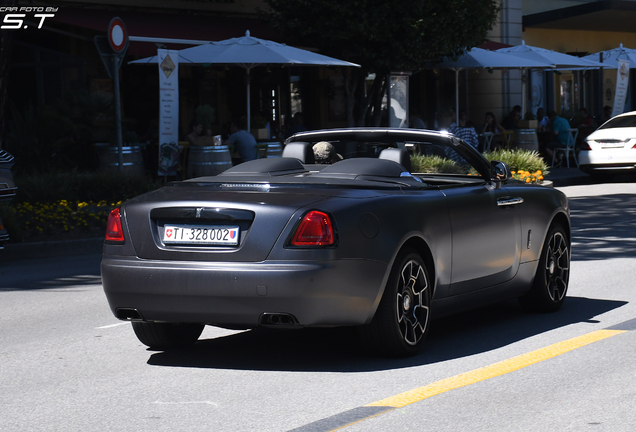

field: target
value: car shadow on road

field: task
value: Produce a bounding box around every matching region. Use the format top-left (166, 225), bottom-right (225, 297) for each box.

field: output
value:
top-left (146, 295), bottom-right (625, 372)
top-left (0, 254), bottom-right (102, 291)
top-left (569, 194), bottom-right (636, 261)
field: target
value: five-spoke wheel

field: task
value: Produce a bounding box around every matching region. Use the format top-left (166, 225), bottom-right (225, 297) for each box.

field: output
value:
top-left (520, 224), bottom-right (570, 312)
top-left (362, 248), bottom-right (431, 356)
top-left (396, 258), bottom-right (430, 346)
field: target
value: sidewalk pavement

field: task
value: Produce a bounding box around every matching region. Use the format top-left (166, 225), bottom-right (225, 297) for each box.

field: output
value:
top-left (0, 237), bottom-right (103, 262)
top-left (545, 167), bottom-right (591, 187)
top-left (0, 167), bottom-right (592, 262)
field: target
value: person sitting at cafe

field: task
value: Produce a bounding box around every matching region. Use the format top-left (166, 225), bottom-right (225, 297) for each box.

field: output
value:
top-left (544, 110), bottom-right (571, 166)
top-left (450, 111), bottom-right (479, 149)
top-left (482, 112), bottom-right (506, 135)
top-left (536, 107), bottom-right (552, 155)
top-left (185, 119), bottom-right (204, 146)
top-left (225, 117), bottom-right (257, 163)
top-left (502, 105), bottom-right (522, 130)
top-left (536, 108), bottom-right (550, 132)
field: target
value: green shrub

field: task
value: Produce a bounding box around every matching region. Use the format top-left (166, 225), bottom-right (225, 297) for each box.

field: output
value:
top-left (482, 149), bottom-right (549, 176)
top-left (5, 172), bottom-right (163, 243)
top-left (410, 154), bottom-right (465, 174)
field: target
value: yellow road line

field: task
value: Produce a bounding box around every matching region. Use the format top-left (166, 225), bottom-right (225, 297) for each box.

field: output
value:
top-left (366, 329), bottom-right (625, 409)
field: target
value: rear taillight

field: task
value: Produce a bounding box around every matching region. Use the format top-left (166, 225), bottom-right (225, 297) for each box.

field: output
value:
top-left (105, 208), bottom-right (125, 243)
top-left (580, 141), bottom-right (592, 150)
top-left (290, 210), bottom-right (335, 246)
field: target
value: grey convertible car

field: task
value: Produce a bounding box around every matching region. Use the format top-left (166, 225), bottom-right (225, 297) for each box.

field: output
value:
top-left (101, 128), bottom-right (571, 356)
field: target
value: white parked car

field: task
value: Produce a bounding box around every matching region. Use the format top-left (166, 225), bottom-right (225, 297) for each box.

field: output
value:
top-left (579, 111), bottom-right (636, 179)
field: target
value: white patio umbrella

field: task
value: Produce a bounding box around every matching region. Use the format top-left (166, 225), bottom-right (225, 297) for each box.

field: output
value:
top-left (432, 47), bottom-right (553, 123)
top-left (131, 30), bottom-right (359, 131)
top-left (496, 41), bottom-right (606, 114)
top-left (581, 43), bottom-right (636, 68)
top-left (497, 41), bottom-right (606, 68)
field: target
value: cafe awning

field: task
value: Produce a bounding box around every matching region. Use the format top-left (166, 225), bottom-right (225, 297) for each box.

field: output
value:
top-left (50, 7), bottom-right (281, 56)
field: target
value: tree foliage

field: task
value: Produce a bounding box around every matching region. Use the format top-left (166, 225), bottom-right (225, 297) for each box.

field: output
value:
top-left (262, 0), bottom-right (500, 126)
top-left (0, 0), bottom-right (18, 148)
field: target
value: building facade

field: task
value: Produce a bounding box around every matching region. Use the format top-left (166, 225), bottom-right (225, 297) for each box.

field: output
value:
top-left (6, 0), bottom-right (636, 152)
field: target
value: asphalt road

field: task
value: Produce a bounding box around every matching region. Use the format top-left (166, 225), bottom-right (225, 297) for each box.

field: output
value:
top-left (1, 181), bottom-right (636, 432)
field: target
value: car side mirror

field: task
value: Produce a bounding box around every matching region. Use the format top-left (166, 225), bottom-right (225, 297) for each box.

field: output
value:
top-left (490, 160), bottom-right (511, 189)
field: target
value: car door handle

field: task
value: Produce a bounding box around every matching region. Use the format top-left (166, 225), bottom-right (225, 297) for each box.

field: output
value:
top-left (497, 197), bottom-right (524, 206)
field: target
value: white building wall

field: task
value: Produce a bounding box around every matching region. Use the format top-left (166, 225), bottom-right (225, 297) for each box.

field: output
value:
top-left (468, 0), bottom-right (525, 127)
top-left (522, 0), bottom-right (602, 16)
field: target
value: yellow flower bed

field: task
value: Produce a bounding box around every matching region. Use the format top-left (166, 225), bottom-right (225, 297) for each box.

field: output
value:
top-left (15, 200), bottom-right (121, 238)
top-left (511, 170), bottom-right (544, 183)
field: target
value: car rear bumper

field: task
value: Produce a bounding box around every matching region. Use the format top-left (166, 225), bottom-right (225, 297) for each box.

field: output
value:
top-left (101, 256), bottom-right (389, 327)
top-left (578, 150), bottom-right (636, 172)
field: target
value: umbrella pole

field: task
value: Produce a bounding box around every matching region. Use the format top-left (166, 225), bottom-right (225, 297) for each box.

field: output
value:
top-left (246, 68), bottom-right (251, 133)
top-left (521, 68), bottom-right (526, 117)
top-left (455, 69), bottom-right (460, 124)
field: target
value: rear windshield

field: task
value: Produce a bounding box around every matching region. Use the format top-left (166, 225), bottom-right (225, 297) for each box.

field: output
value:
top-left (600, 114), bottom-right (636, 129)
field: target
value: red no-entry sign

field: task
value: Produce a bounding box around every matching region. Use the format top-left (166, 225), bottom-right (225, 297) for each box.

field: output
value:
top-left (108, 17), bottom-right (128, 53)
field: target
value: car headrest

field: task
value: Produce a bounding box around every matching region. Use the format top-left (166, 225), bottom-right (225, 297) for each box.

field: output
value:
top-left (379, 148), bottom-right (411, 172)
top-left (282, 142), bottom-right (315, 164)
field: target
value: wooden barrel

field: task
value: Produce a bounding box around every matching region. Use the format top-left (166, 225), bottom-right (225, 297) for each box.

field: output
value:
top-left (98, 145), bottom-right (145, 176)
top-left (514, 129), bottom-right (539, 152)
top-left (187, 145), bottom-right (233, 178)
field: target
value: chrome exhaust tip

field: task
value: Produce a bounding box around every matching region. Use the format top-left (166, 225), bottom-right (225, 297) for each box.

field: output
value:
top-left (259, 313), bottom-right (299, 327)
top-left (115, 308), bottom-right (144, 321)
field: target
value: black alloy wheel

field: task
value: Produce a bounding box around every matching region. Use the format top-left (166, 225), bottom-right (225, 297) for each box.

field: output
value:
top-left (520, 224), bottom-right (570, 312)
top-left (362, 248), bottom-right (431, 357)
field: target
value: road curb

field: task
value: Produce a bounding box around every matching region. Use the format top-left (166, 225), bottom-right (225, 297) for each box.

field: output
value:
top-left (549, 175), bottom-right (591, 187)
top-left (545, 167), bottom-right (591, 188)
top-left (0, 237), bottom-right (103, 261)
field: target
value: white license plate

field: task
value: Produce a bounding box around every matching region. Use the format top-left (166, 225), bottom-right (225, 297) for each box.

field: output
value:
top-left (601, 144), bottom-right (625, 149)
top-left (163, 225), bottom-right (239, 245)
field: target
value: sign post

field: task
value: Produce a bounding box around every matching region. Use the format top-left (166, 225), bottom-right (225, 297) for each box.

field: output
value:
top-left (157, 49), bottom-right (180, 178)
top-left (94, 17), bottom-right (129, 172)
top-left (612, 60), bottom-right (630, 117)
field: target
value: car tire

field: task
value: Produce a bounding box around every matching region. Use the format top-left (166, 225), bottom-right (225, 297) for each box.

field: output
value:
top-left (361, 248), bottom-right (431, 357)
top-left (131, 322), bottom-right (204, 349)
top-left (519, 224), bottom-right (570, 312)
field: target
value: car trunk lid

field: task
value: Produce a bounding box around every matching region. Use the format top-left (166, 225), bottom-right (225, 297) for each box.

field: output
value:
top-left (123, 185), bottom-right (327, 262)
